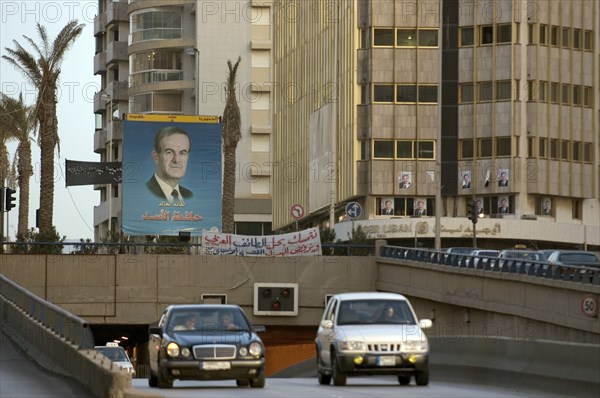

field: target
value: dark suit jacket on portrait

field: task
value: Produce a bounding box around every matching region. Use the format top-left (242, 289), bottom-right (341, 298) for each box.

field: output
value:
top-left (462, 182), bottom-right (471, 189)
top-left (382, 208), bottom-right (394, 215)
top-left (498, 180), bottom-right (508, 187)
top-left (498, 206), bottom-right (509, 214)
top-left (146, 175), bottom-right (193, 200)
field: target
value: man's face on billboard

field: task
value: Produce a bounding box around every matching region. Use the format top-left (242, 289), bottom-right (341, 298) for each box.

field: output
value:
top-left (153, 133), bottom-right (190, 183)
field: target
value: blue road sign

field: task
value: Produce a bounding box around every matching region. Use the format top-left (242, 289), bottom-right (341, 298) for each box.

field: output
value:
top-left (345, 202), bottom-right (362, 220)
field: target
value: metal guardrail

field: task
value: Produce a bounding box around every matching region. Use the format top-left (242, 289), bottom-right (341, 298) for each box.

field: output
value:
top-left (380, 246), bottom-right (600, 285)
top-left (0, 274), bottom-right (95, 348)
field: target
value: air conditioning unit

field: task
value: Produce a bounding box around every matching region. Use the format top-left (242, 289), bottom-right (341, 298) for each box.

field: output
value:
top-left (254, 283), bottom-right (298, 316)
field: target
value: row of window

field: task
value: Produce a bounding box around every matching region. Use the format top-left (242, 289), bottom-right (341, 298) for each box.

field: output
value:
top-left (130, 92), bottom-right (182, 114)
top-left (530, 24), bottom-right (594, 50)
top-left (371, 84), bottom-right (438, 103)
top-left (459, 81), bottom-right (512, 102)
top-left (460, 24), bottom-right (512, 46)
top-left (130, 10), bottom-right (183, 44)
top-left (371, 28), bottom-right (438, 48)
top-left (373, 140), bottom-right (435, 160)
top-left (527, 138), bottom-right (593, 163)
top-left (527, 81), bottom-right (594, 107)
top-left (460, 137), bottom-right (512, 159)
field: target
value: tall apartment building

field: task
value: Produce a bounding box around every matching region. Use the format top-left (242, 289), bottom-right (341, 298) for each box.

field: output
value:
top-left (93, 0), bottom-right (273, 240)
top-left (273, 0), bottom-right (599, 249)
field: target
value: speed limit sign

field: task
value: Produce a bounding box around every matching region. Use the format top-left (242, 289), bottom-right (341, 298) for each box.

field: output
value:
top-left (581, 295), bottom-right (598, 318)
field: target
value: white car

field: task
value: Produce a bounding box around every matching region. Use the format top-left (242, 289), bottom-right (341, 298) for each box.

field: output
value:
top-left (315, 292), bottom-right (432, 386)
top-left (95, 343), bottom-right (135, 376)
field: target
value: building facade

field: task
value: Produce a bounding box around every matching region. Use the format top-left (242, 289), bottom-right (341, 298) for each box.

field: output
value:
top-left (93, 0), bottom-right (274, 240)
top-left (272, 0), bottom-right (599, 250)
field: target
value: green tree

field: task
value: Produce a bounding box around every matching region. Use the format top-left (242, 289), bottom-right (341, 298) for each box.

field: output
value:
top-left (3, 21), bottom-right (83, 235)
top-left (221, 57), bottom-right (242, 233)
top-left (0, 93), bottom-right (36, 236)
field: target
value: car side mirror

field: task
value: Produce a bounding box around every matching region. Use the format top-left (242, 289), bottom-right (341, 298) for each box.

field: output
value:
top-left (149, 326), bottom-right (163, 336)
top-left (419, 319), bottom-right (433, 329)
top-left (252, 325), bottom-right (266, 333)
top-left (320, 320), bottom-right (333, 329)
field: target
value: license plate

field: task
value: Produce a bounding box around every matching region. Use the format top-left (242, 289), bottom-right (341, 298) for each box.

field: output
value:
top-left (200, 361), bottom-right (231, 370)
top-left (376, 356), bottom-right (395, 366)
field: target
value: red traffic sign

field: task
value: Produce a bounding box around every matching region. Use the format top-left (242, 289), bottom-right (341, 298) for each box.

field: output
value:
top-left (291, 204), bottom-right (304, 220)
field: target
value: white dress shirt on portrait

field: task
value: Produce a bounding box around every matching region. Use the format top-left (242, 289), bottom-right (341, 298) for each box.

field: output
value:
top-left (154, 173), bottom-right (182, 202)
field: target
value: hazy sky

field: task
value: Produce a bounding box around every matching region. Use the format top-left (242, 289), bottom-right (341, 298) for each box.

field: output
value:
top-left (1, 1), bottom-right (99, 241)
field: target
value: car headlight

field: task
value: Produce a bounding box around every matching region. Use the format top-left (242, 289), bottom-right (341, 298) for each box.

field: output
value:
top-left (338, 341), bottom-right (366, 351)
top-left (403, 340), bottom-right (428, 352)
top-left (166, 342), bottom-right (180, 357)
top-left (248, 342), bottom-right (262, 357)
top-left (239, 347), bottom-right (248, 356)
top-left (180, 347), bottom-right (191, 358)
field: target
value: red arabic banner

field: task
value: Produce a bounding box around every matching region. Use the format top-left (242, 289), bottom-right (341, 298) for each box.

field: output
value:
top-left (202, 227), bottom-right (322, 256)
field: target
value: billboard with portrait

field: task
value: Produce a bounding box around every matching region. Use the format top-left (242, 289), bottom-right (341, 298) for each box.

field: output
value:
top-left (122, 114), bottom-right (222, 236)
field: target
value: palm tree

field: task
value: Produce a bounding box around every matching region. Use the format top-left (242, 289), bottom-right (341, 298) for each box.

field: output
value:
top-left (0, 114), bottom-right (13, 241)
top-left (3, 21), bottom-right (83, 235)
top-left (221, 57), bottom-right (242, 234)
top-left (0, 93), bottom-right (36, 236)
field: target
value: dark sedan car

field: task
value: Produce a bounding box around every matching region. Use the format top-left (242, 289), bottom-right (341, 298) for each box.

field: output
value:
top-left (148, 304), bottom-right (266, 389)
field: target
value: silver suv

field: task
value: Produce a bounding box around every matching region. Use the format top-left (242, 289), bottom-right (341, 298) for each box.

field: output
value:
top-left (315, 292), bottom-right (432, 386)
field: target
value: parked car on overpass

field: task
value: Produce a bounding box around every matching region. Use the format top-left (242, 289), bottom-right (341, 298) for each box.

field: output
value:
top-left (469, 249), bottom-right (500, 268)
top-left (498, 249), bottom-right (547, 272)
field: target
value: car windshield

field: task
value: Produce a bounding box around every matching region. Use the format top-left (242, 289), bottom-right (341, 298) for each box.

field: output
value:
top-left (502, 251), bottom-right (545, 261)
top-left (558, 253), bottom-right (599, 264)
top-left (96, 347), bottom-right (129, 362)
top-left (474, 251), bottom-right (499, 257)
top-left (337, 300), bottom-right (416, 326)
top-left (168, 308), bottom-right (250, 332)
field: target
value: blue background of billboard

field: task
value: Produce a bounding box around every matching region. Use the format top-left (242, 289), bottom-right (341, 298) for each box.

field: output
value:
top-left (122, 119), bottom-right (222, 236)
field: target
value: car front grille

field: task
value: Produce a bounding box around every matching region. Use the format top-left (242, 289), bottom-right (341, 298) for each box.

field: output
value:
top-left (367, 343), bottom-right (401, 352)
top-left (193, 344), bottom-right (236, 359)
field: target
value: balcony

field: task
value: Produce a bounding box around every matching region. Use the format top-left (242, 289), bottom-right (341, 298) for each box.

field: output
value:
top-left (108, 120), bottom-right (123, 142)
top-left (94, 12), bottom-right (106, 36)
top-left (94, 52), bottom-right (107, 74)
top-left (94, 198), bottom-right (121, 226)
top-left (107, 41), bottom-right (128, 63)
top-left (107, 1), bottom-right (128, 25)
top-left (107, 81), bottom-right (129, 102)
top-left (93, 92), bottom-right (109, 113)
top-left (94, 128), bottom-right (107, 154)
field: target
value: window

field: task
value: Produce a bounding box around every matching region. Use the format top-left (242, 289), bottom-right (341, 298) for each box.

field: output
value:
top-left (460, 83), bottom-right (474, 102)
top-left (584, 86), bottom-right (593, 107)
top-left (461, 140), bottom-right (474, 159)
top-left (561, 140), bottom-right (569, 160)
top-left (497, 24), bottom-right (511, 43)
top-left (396, 141), bottom-right (413, 159)
top-left (479, 82), bottom-right (493, 101)
top-left (562, 27), bottom-right (570, 47)
top-left (130, 50), bottom-right (183, 86)
top-left (373, 141), bottom-right (394, 158)
top-left (376, 198), bottom-right (434, 217)
top-left (496, 137), bottom-right (511, 157)
top-left (572, 142), bottom-right (580, 162)
top-left (561, 83), bottom-right (570, 104)
top-left (373, 84), bottom-right (394, 102)
top-left (419, 30), bottom-right (438, 46)
top-left (496, 81), bottom-right (511, 100)
top-left (130, 9), bottom-right (183, 44)
top-left (528, 24), bottom-right (535, 44)
top-left (550, 25), bottom-right (559, 46)
top-left (550, 82), bottom-right (559, 103)
top-left (418, 85), bottom-right (438, 103)
top-left (583, 143), bottom-right (592, 163)
top-left (373, 28), bottom-right (395, 46)
top-left (572, 199), bottom-right (581, 220)
top-left (416, 141), bottom-right (434, 159)
top-left (539, 137), bottom-right (547, 158)
top-left (460, 27), bottom-right (474, 46)
top-left (584, 30), bottom-right (592, 50)
top-left (550, 139), bottom-right (558, 159)
top-left (481, 26), bottom-right (493, 44)
top-left (539, 81), bottom-right (547, 101)
top-left (539, 24), bottom-right (547, 45)
top-left (527, 81), bottom-right (534, 101)
top-left (396, 84), bottom-right (417, 102)
top-left (479, 138), bottom-right (492, 158)
top-left (573, 29), bottom-right (581, 49)
top-left (130, 93), bottom-right (182, 113)
top-left (397, 29), bottom-right (417, 46)
top-left (572, 85), bottom-right (581, 105)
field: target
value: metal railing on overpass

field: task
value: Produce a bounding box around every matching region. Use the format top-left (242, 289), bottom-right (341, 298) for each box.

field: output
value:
top-left (380, 245), bottom-right (600, 285)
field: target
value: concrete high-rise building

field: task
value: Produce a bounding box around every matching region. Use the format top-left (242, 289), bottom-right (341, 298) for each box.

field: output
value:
top-left (93, 0), bottom-right (273, 240)
top-left (272, 0), bottom-right (599, 249)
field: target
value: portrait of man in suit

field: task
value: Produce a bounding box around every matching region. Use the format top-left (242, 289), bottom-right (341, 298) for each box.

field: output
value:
top-left (147, 126), bottom-right (193, 202)
top-left (475, 199), bottom-right (483, 215)
top-left (413, 200), bottom-right (427, 216)
top-left (461, 172), bottom-right (471, 189)
top-left (498, 170), bottom-right (509, 187)
top-left (498, 197), bottom-right (509, 214)
top-left (399, 172), bottom-right (412, 189)
top-left (381, 199), bottom-right (395, 215)
top-left (542, 198), bottom-right (552, 216)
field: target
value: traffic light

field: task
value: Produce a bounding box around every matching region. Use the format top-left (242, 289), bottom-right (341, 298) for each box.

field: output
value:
top-left (467, 200), bottom-right (477, 224)
top-left (4, 188), bottom-right (16, 212)
top-left (254, 283), bottom-right (298, 316)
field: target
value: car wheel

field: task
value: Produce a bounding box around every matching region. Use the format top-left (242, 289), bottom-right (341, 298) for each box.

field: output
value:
top-left (316, 349), bottom-right (331, 385)
top-left (331, 353), bottom-right (347, 386)
top-left (250, 373), bottom-right (265, 388)
top-left (148, 370), bottom-right (158, 387)
top-left (415, 369), bottom-right (429, 386)
top-left (157, 367), bottom-right (173, 389)
top-left (236, 379), bottom-right (250, 387)
top-left (398, 375), bottom-right (411, 385)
